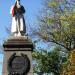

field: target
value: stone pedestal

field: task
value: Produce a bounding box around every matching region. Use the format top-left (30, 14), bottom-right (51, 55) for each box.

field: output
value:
top-left (2, 36), bottom-right (33, 75)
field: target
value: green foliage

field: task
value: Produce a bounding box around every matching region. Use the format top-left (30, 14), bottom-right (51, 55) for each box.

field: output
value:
top-left (36, 0), bottom-right (75, 51)
top-left (32, 47), bottom-right (67, 75)
top-left (32, 0), bottom-right (75, 74)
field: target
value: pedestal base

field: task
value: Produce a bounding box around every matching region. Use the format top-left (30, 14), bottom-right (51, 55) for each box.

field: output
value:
top-left (2, 36), bottom-right (33, 75)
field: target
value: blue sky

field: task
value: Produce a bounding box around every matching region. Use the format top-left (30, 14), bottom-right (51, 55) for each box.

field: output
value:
top-left (0, 0), bottom-right (42, 74)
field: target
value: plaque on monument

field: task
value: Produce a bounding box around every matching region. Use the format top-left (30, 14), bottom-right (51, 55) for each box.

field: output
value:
top-left (8, 53), bottom-right (30, 75)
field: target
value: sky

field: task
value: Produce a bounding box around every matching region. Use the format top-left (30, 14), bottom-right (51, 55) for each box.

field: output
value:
top-left (0, 0), bottom-right (42, 74)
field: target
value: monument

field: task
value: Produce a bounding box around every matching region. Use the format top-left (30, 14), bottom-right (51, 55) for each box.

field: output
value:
top-left (2, 0), bottom-right (34, 75)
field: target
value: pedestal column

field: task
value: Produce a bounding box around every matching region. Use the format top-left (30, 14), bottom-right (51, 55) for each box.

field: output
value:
top-left (2, 36), bottom-right (33, 75)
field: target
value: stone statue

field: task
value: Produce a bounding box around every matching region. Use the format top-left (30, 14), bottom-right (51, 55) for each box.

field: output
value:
top-left (10, 0), bottom-right (26, 36)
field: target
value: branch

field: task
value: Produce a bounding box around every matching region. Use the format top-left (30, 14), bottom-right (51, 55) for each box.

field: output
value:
top-left (47, 39), bottom-right (70, 50)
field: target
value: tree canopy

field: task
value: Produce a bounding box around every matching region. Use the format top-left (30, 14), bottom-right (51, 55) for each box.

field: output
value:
top-left (32, 47), bottom-right (67, 75)
top-left (33, 0), bottom-right (75, 51)
top-left (32, 0), bottom-right (75, 75)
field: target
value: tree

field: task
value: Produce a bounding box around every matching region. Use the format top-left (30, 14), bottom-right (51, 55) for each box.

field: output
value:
top-left (33, 0), bottom-right (75, 51)
top-left (32, 47), bottom-right (67, 75)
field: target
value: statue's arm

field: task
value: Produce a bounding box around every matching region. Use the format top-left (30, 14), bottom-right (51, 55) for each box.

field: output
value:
top-left (21, 6), bottom-right (25, 14)
top-left (10, 5), bottom-right (14, 15)
top-left (10, 5), bottom-right (16, 17)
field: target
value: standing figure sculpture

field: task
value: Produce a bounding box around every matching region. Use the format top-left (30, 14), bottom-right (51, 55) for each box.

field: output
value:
top-left (10, 0), bottom-right (26, 36)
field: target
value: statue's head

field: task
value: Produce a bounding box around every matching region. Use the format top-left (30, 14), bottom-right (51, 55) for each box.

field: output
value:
top-left (15, 0), bottom-right (21, 7)
top-left (15, 0), bottom-right (20, 3)
top-left (15, 0), bottom-right (20, 2)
